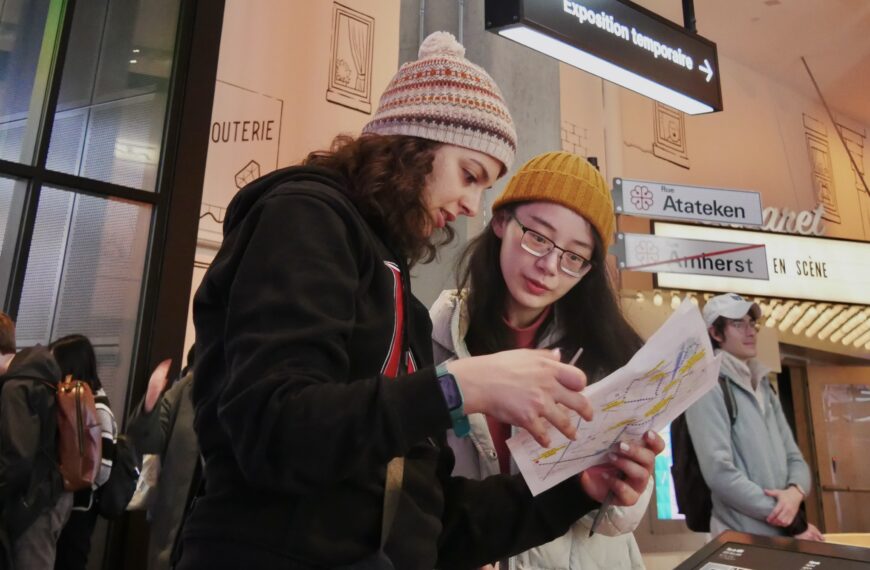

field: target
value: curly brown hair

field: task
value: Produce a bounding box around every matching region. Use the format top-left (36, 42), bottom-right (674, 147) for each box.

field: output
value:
top-left (303, 134), bottom-right (454, 265)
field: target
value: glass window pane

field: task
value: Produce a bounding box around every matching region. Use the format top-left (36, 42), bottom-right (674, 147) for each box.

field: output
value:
top-left (46, 0), bottom-right (181, 192)
top-left (0, 0), bottom-right (56, 164)
top-left (15, 186), bottom-right (152, 411)
top-left (0, 175), bottom-right (29, 303)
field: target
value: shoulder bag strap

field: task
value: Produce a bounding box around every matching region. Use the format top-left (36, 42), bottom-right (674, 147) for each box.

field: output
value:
top-left (286, 184), bottom-right (407, 552)
top-left (719, 375), bottom-right (738, 426)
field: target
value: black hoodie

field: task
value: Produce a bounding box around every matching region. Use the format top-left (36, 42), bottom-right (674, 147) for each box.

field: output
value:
top-left (184, 165), bottom-right (596, 568)
top-left (0, 345), bottom-right (63, 538)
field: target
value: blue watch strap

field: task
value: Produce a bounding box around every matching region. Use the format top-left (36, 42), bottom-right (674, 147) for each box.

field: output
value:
top-left (435, 363), bottom-right (470, 438)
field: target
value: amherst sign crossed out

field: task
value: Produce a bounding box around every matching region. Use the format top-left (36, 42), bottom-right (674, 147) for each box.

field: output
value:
top-left (616, 232), bottom-right (769, 280)
top-left (654, 222), bottom-right (870, 305)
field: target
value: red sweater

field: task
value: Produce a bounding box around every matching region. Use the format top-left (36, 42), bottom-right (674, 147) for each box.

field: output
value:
top-left (487, 307), bottom-right (552, 474)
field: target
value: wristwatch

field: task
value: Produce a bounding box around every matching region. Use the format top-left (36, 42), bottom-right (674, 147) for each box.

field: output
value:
top-left (788, 483), bottom-right (806, 497)
top-left (435, 363), bottom-right (470, 438)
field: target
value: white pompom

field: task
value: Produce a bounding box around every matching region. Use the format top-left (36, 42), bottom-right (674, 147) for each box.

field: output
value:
top-left (418, 31), bottom-right (465, 59)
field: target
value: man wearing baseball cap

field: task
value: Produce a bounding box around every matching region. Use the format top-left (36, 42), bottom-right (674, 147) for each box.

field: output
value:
top-left (684, 293), bottom-right (824, 540)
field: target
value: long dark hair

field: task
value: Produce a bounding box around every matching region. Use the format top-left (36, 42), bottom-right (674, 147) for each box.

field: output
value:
top-left (49, 334), bottom-right (102, 391)
top-left (304, 134), bottom-right (451, 265)
top-left (457, 204), bottom-right (642, 382)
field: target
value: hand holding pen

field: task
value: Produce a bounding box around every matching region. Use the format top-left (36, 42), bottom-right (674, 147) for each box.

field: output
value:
top-left (580, 430), bottom-right (665, 535)
top-left (448, 346), bottom-right (593, 447)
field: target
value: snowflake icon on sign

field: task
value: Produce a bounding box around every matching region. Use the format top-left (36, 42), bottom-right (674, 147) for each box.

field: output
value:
top-left (634, 241), bottom-right (659, 264)
top-left (630, 185), bottom-right (654, 210)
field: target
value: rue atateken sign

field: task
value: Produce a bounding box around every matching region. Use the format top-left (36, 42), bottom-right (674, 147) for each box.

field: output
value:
top-left (613, 178), bottom-right (764, 226)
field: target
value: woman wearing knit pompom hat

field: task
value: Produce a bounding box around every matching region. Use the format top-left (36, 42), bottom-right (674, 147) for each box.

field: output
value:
top-left (180, 31), bottom-right (660, 569)
top-left (432, 151), bottom-right (658, 569)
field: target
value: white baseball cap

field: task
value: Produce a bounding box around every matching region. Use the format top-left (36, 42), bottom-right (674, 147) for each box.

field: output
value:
top-left (702, 293), bottom-right (761, 327)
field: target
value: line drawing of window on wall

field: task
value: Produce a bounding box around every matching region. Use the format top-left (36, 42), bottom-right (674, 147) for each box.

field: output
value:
top-left (804, 114), bottom-right (840, 224)
top-left (839, 123), bottom-right (869, 238)
top-left (326, 2), bottom-right (375, 114)
top-left (15, 186), bottom-right (151, 415)
top-left (653, 102), bottom-right (690, 169)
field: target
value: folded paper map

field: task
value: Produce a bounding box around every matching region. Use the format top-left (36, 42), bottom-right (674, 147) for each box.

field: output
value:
top-left (507, 299), bottom-right (723, 496)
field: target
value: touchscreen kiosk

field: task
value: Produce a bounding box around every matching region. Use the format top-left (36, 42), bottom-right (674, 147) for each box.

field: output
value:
top-left (676, 530), bottom-right (870, 569)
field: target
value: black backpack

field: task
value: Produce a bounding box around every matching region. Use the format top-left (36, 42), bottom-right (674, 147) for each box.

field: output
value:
top-left (670, 375), bottom-right (736, 532)
top-left (96, 434), bottom-right (142, 519)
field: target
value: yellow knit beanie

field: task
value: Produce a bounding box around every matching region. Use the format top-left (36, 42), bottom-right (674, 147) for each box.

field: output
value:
top-left (492, 151), bottom-right (615, 249)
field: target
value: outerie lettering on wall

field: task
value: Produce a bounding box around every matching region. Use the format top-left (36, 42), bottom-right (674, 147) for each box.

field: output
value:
top-left (210, 120), bottom-right (276, 143)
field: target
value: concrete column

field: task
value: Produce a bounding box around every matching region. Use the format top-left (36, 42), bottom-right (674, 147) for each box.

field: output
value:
top-left (602, 81), bottom-right (625, 183)
top-left (399, 0), bottom-right (561, 306)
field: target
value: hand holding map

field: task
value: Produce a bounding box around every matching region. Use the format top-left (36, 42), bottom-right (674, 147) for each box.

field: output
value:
top-left (507, 299), bottom-right (722, 496)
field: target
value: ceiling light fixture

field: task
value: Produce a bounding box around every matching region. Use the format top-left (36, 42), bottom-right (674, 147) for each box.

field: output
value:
top-left (486, 0), bottom-right (723, 114)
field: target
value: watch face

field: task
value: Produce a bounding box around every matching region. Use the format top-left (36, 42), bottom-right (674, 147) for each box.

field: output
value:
top-left (438, 373), bottom-right (462, 410)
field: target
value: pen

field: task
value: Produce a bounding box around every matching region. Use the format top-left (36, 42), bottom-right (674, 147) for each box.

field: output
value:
top-left (567, 346), bottom-right (584, 367)
top-left (587, 478), bottom-right (622, 537)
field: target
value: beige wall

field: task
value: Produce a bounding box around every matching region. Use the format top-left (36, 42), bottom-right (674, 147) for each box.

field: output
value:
top-left (186, 0), bottom-right (401, 351)
top-left (561, 53), bottom-right (869, 242)
top-left (562, 46), bottom-right (870, 558)
top-left (213, 0), bottom-right (399, 166)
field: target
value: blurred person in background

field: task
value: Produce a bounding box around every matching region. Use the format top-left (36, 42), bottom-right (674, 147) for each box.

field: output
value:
top-left (50, 334), bottom-right (118, 570)
top-left (685, 294), bottom-right (823, 541)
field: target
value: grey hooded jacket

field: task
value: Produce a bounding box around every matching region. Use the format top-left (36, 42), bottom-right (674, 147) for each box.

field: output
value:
top-left (684, 350), bottom-right (811, 536)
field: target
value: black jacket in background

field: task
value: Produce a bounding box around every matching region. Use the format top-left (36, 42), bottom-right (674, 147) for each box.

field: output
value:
top-left (127, 372), bottom-right (198, 570)
top-left (183, 165), bottom-right (597, 569)
top-left (0, 346), bottom-right (64, 539)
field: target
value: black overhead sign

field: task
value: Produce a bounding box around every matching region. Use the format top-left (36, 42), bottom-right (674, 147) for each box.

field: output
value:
top-left (486, 0), bottom-right (723, 113)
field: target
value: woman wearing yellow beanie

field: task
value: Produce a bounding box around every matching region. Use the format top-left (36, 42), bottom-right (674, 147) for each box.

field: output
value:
top-left (432, 151), bottom-right (655, 569)
top-left (180, 28), bottom-right (661, 568)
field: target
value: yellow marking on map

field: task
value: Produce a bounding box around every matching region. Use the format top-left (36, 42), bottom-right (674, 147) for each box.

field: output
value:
top-left (602, 400), bottom-right (625, 411)
top-left (663, 378), bottom-right (680, 393)
top-left (607, 418), bottom-right (638, 431)
top-left (533, 444), bottom-right (567, 464)
top-left (678, 350), bottom-right (706, 375)
top-left (645, 396), bottom-right (674, 417)
top-left (648, 371), bottom-right (668, 383)
top-left (641, 360), bottom-right (667, 379)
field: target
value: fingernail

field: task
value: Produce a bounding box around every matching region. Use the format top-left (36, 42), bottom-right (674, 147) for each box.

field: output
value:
top-left (619, 441), bottom-right (630, 453)
top-left (646, 430), bottom-right (656, 440)
top-left (608, 452), bottom-right (619, 462)
top-left (552, 348), bottom-right (561, 358)
top-left (601, 471), bottom-right (611, 480)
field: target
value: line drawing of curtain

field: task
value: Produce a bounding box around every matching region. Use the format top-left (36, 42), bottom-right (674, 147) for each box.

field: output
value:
top-left (347, 17), bottom-right (368, 93)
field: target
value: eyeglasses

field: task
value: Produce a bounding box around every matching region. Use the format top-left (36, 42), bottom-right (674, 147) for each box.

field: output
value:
top-left (726, 318), bottom-right (760, 333)
top-left (511, 215), bottom-right (593, 277)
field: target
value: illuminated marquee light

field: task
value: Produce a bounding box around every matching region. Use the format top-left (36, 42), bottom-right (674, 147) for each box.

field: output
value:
top-left (842, 315), bottom-right (870, 346)
top-left (792, 304), bottom-right (824, 336)
top-left (642, 289), bottom-right (870, 353)
top-left (778, 302), bottom-right (812, 333)
top-left (804, 305), bottom-right (843, 338)
top-left (852, 329), bottom-right (870, 349)
top-left (819, 306), bottom-right (860, 341)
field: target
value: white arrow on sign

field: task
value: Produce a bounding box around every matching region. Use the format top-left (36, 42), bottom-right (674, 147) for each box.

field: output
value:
top-left (699, 59), bottom-right (714, 82)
